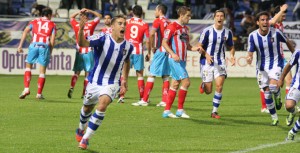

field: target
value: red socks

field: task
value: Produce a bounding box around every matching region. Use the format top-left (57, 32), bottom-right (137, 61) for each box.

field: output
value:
top-left (70, 74), bottom-right (78, 88)
top-left (37, 74), bottom-right (45, 94)
top-left (164, 89), bottom-right (177, 111)
top-left (178, 88), bottom-right (187, 109)
top-left (24, 70), bottom-right (31, 88)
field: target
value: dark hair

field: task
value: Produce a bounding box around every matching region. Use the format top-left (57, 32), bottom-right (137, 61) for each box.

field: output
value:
top-left (111, 14), bottom-right (127, 25)
top-left (157, 4), bottom-right (167, 15)
top-left (273, 6), bottom-right (287, 16)
top-left (41, 7), bottom-right (52, 17)
top-left (104, 13), bottom-right (112, 18)
top-left (177, 6), bottom-right (191, 16)
top-left (213, 9), bottom-right (226, 18)
top-left (255, 11), bottom-right (270, 21)
top-left (132, 5), bottom-right (143, 18)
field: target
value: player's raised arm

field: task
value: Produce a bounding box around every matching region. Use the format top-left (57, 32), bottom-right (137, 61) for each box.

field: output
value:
top-left (81, 8), bottom-right (102, 19)
top-left (78, 17), bottom-right (90, 47)
top-left (269, 4), bottom-right (288, 25)
top-left (17, 26), bottom-right (30, 53)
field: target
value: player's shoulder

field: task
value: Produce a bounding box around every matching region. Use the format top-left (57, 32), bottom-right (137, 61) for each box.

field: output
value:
top-left (249, 29), bottom-right (258, 37)
top-left (202, 25), bottom-right (213, 33)
top-left (88, 33), bottom-right (108, 41)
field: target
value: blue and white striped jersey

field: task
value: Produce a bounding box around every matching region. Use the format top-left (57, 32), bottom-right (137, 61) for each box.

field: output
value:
top-left (248, 27), bottom-right (287, 71)
top-left (87, 34), bottom-right (133, 85)
top-left (289, 50), bottom-right (300, 90)
top-left (198, 25), bottom-right (234, 65)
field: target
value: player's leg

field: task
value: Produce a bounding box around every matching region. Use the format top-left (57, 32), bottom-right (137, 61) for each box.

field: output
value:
top-left (136, 69), bottom-right (145, 100)
top-left (158, 75), bottom-right (169, 107)
top-left (68, 52), bottom-right (83, 98)
top-left (82, 72), bottom-right (89, 99)
top-left (285, 71), bottom-right (292, 94)
top-left (36, 65), bottom-right (46, 99)
top-left (269, 67), bottom-right (283, 110)
top-left (19, 44), bottom-right (38, 99)
top-left (76, 104), bottom-right (94, 142)
top-left (176, 77), bottom-right (190, 118)
top-left (211, 76), bottom-right (225, 119)
top-left (260, 88), bottom-right (268, 113)
top-left (81, 51), bottom-right (94, 99)
top-left (285, 87), bottom-right (300, 126)
top-left (79, 84), bottom-right (119, 149)
top-left (199, 64), bottom-right (213, 94)
top-left (163, 79), bottom-right (179, 118)
top-left (68, 71), bottom-right (80, 99)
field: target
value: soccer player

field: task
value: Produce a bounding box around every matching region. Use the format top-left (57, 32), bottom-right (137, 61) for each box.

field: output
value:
top-left (162, 6), bottom-right (201, 118)
top-left (18, 8), bottom-right (56, 100)
top-left (67, 8), bottom-right (102, 99)
top-left (99, 13), bottom-right (112, 34)
top-left (121, 5), bottom-right (150, 103)
top-left (259, 4), bottom-right (289, 113)
top-left (132, 4), bottom-right (171, 107)
top-left (198, 9), bottom-right (236, 119)
top-left (246, 11), bottom-right (295, 126)
top-left (279, 49), bottom-right (300, 140)
top-left (75, 14), bottom-right (133, 150)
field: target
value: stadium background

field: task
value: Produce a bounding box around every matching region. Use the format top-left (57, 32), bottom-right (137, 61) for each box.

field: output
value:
top-left (0, 0), bottom-right (300, 77)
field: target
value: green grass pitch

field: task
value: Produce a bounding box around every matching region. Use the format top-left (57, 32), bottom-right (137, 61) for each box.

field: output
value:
top-left (0, 75), bottom-right (298, 153)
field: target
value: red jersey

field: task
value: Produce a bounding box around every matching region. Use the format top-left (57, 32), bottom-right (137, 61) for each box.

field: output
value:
top-left (152, 16), bottom-right (170, 52)
top-left (164, 21), bottom-right (190, 61)
top-left (29, 17), bottom-right (56, 45)
top-left (101, 27), bottom-right (112, 34)
top-left (70, 17), bottom-right (99, 53)
top-left (125, 17), bottom-right (149, 54)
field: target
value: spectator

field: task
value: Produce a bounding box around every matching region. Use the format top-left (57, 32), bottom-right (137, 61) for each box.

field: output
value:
top-left (240, 10), bottom-right (256, 35)
top-left (293, 0), bottom-right (300, 21)
top-left (172, 0), bottom-right (186, 19)
top-left (260, 0), bottom-right (272, 12)
top-left (118, 0), bottom-right (128, 15)
top-left (31, 2), bottom-right (47, 17)
top-left (60, 0), bottom-right (82, 10)
top-left (85, 0), bottom-right (96, 11)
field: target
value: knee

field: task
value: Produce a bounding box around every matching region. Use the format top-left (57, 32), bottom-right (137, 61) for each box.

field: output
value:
top-left (216, 85), bottom-right (223, 93)
top-left (285, 101), bottom-right (296, 111)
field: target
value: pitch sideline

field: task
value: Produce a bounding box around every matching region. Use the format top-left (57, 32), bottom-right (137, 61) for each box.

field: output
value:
top-left (230, 138), bottom-right (300, 153)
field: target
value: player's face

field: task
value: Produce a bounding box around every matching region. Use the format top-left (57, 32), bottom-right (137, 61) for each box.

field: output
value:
top-left (181, 11), bottom-right (191, 24)
top-left (112, 18), bottom-right (126, 39)
top-left (214, 12), bottom-right (225, 27)
top-left (80, 14), bottom-right (88, 21)
top-left (280, 13), bottom-right (286, 22)
top-left (104, 15), bottom-right (112, 26)
top-left (257, 15), bottom-right (269, 33)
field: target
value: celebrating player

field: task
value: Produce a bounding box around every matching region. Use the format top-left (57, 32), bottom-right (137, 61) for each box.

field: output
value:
top-left (247, 11), bottom-right (294, 126)
top-left (75, 14), bottom-right (133, 150)
top-left (278, 49), bottom-right (300, 140)
top-left (18, 8), bottom-right (56, 100)
top-left (198, 9), bottom-right (236, 119)
top-left (132, 4), bottom-right (171, 107)
top-left (67, 8), bottom-right (102, 99)
top-left (162, 6), bottom-right (201, 118)
top-left (120, 5), bottom-right (150, 103)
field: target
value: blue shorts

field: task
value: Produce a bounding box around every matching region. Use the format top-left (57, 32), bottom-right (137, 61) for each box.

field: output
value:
top-left (72, 51), bottom-right (94, 72)
top-left (149, 51), bottom-right (170, 76)
top-left (26, 43), bottom-right (50, 66)
top-left (169, 58), bottom-right (189, 80)
top-left (130, 54), bottom-right (144, 71)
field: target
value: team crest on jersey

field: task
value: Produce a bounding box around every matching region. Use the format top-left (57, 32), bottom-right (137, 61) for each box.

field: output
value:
top-left (164, 29), bottom-right (170, 37)
top-left (270, 37), bottom-right (274, 42)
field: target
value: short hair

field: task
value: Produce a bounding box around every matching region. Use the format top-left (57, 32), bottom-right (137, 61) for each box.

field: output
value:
top-left (214, 9), bottom-right (226, 18)
top-left (111, 14), bottom-right (127, 25)
top-left (132, 5), bottom-right (143, 18)
top-left (41, 7), bottom-right (52, 17)
top-left (177, 6), bottom-right (191, 16)
top-left (255, 11), bottom-right (270, 21)
top-left (104, 13), bottom-right (112, 19)
top-left (157, 4), bottom-right (167, 15)
top-left (273, 6), bottom-right (287, 16)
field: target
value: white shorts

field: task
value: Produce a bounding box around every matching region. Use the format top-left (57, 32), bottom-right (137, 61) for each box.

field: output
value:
top-left (200, 64), bottom-right (227, 82)
top-left (286, 87), bottom-right (300, 103)
top-left (256, 67), bottom-right (282, 89)
top-left (83, 82), bottom-right (120, 105)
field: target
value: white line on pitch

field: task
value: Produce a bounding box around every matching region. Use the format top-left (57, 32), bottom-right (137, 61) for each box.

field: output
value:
top-left (229, 138), bottom-right (300, 153)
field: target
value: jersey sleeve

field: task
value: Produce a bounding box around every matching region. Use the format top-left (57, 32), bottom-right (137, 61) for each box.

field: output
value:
top-left (152, 19), bottom-right (160, 31)
top-left (226, 30), bottom-right (234, 47)
top-left (88, 34), bottom-right (105, 48)
top-left (289, 51), bottom-right (300, 66)
top-left (276, 29), bottom-right (287, 43)
top-left (163, 24), bottom-right (175, 41)
top-left (51, 23), bottom-right (57, 35)
top-left (199, 29), bottom-right (209, 46)
top-left (126, 44), bottom-right (134, 60)
top-left (247, 34), bottom-right (255, 52)
top-left (70, 18), bottom-right (77, 29)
